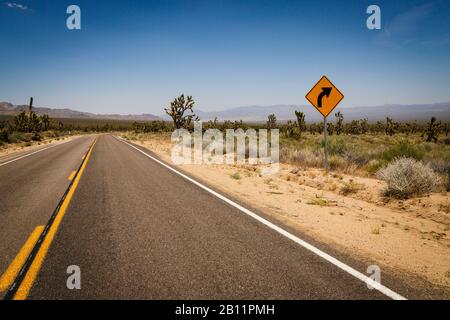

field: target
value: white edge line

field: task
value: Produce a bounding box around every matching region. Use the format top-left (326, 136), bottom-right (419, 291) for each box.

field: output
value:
top-left (116, 136), bottom-right (407, 301)
top-left (0, 137), bottom-right (77, 167)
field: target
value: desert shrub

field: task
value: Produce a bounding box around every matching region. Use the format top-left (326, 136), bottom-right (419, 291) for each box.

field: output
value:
top-left (340, 181), bottom-right (364, 195)
top-left (365, 159), bottom-right (387, 175)
top-left (6, 132), bottom-right (33, 143)
top-left (427, 160), bottom-right (450, 175)
top-left (20, 132), bottom-right (33, 142)
top-left (295, 149), bottom-right (323, 167)
top-left (342, 148), bottom-right (371, 166)
top-left (45, 130), bottom-right (60, 138)
top-left (230, 172), bottom-right (241, 180)
top-left (279, 146), bottom-right (293, 163)
top-left (324, 136), bottom-right (348, 156)
top-left (121, 132), bottom-right (138, 141)
top-left (307, 195), bottom-right (330, 206)
top-left (280, 146), bottom-right (324, 168)
top-left (328, 155), bottom-right (347, 170)
top-left (376, 157), bottom-right (440, 198)
top-left (31, 132), bottom-right (41, 141)
top-left (381, 141), bottom-right (423, 162)
top-left (0, 129), bottom-right (8, 143)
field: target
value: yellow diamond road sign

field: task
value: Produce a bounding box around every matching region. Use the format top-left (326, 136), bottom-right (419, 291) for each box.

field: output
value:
top-left (305, 76), bottom-right (344, 118)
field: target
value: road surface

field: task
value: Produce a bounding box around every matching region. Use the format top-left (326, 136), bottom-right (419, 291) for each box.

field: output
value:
top-left (0, 136), bottom-right (94, 289)
top-left (0, 134), bottom-right (447, 299)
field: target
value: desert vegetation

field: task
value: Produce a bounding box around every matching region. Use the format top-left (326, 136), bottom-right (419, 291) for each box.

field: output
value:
top-left (0, 97), bottom-right (66, 147)
top-left (124, 96), bottom-right (450, 199)
top-left (275, 113), bottom-right (449, 198)
top-left (0, 97), bottom-right (137, 147)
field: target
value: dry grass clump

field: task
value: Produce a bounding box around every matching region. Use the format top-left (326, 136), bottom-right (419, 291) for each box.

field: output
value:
top-left (371, 226), bottom-right (381, 235)
top-left (340, 181), bottom-right (365, 196)
top-left (230, 172), bottom-right (241, 180)
top-left (307, 196), bottom-right (329, 207)
top-left (376, 157), bottom-right (441, 199)
top-left (307, 194), bottom-right (337, 207)
top-left (438, 202), bottom-right (450, 214)
top-left (280, 147), bottom-right (323, 168)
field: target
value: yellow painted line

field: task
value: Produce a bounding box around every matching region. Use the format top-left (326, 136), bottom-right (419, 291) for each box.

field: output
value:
top-left (13, 139), bottom-right (97, 300)
top-left (68, 171), bottom-right (76, 181)
top-left (0, 226), bottom-right (44, 293)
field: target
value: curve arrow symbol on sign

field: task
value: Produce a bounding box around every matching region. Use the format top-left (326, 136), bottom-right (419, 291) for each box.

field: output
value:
top-left (317, 87), bottom-right (332, 108)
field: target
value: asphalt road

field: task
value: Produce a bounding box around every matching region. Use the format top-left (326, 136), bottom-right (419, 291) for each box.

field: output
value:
top-left (0, 134), bottom-right (447, 299)
top-left (0, 136), bottom-right (95, 285)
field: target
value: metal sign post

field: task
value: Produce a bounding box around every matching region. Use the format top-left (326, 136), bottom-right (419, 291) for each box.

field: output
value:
top-left (323, 116), bottom-right (328, 169)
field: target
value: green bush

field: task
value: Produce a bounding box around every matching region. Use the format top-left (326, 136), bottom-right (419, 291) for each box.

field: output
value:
top-left (323, 136), bottom-right (348, 156)
top-left (381, 141), bottom-right (423, 162)
top-left (6, 132), bottom-right (33, 144)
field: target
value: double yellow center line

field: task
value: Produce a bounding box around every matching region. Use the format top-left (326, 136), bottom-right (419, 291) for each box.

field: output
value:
top-left (2, 138), bottom-right (97, 300)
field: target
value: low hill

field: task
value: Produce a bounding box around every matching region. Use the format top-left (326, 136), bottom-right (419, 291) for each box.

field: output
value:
top-left (0, 102), bottom-right (162, 121)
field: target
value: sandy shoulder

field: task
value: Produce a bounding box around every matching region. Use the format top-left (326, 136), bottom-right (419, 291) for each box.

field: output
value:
top-left (128, 134), bottom-right (450, 292)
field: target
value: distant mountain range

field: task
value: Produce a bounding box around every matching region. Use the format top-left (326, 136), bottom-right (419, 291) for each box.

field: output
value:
top-left (2, 101), bottom-right (449, 123)
top-left (0, 102), bottom-right (161, 121)
top-left (192, 103), bottom-right (450, 123)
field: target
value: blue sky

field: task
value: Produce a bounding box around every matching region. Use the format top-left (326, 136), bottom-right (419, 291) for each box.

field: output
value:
top-left (0, 0), bottom-right (449, 115)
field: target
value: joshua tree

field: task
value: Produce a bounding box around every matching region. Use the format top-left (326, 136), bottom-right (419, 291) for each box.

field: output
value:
top-left (386, 117), bottom-right (395, 136)
top-left (424, 116), bottom-right (441, 143)
top-left (28, 112), bottom-right (42, 133)
top-left (360, 118), bottom-right (369, 134)
top-left (13, 97), bottom-right (43, 133)
top-left (372, 121), bottom-right (383, 133)
top-left (317, 122), bottom-right (324, 134)
top-left (0, 121), bottom-right (9, 142)
top-left (327, 122), bottom-right (335, 136)
top-left (404, 121), bottom-right (418, 135)
top-left (41, 114), bottom-right (50, 131)
top-left (294, 111), bottom-right (306, 137)
top-left (285, 120), bottom-right (295, 138)
top-left (347, 120), bottom-right (360, 134)
top-left (267, 114), bottom-right (277, 130)
top-left (222, 120), bottom-right (233, 130)
top-left (164, 94), bottom-right (198, 129)
top-left (233, 120), bottom-right (245, 130)
top-left (14, 111), bottom-right (29, 132)
top-left (132, 121), bottom-right (142, 133)
top-left (335, 111), bottom-right (344, 135)
top-left (207, 117), bottom-right (219, 129)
